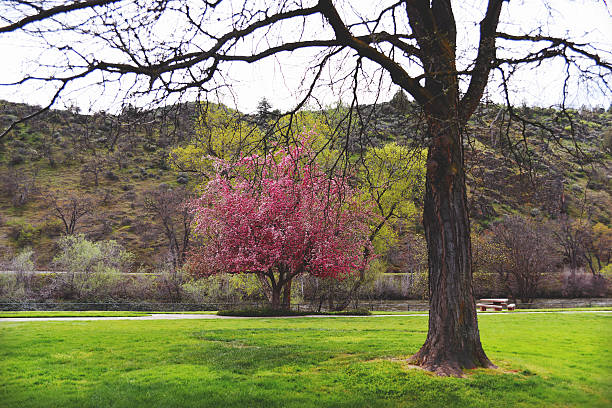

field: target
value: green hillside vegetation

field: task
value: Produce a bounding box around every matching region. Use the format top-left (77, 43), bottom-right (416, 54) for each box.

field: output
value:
top-left (0, 102), bottom-right (196, 268)
top-left (0, 99), bottom-right (610, 292)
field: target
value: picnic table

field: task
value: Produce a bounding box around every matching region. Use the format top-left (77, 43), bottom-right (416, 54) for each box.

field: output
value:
top-left (477, 298), bottom-right (516, 311)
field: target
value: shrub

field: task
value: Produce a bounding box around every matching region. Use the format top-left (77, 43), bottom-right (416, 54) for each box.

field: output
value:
top-left (8, 153), bottom-right (25, 166)
top-left (51, 234), bottom-right (134, 301)
top-left (8, 247), bottom-right (35, 272)
top-left (182, 274), bottom-right (256, 304)
top-left (0, 274), bottom-right (26, 301)
top-left (6, 220), bottom-right (40, 248)
top-left (0, 248), bottom-right (36, 301)
top-left (561, 270), bottom-right (610, 298)
top-left (217, 308), bottom-right (371, 317)
top-left (487, 215), bottom-right (561, 302)
top-left (39, 218), bottom-right (64, 237)
top-left (602, 129), bottom-right (612, 154)
top-left (0, 169), bottom-right (37, 207)
top-left (153, 263), bottom-right (186, 302)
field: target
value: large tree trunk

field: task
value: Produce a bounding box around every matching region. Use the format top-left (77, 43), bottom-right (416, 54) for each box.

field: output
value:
top-left (410, 115), bottom-right (495, 376)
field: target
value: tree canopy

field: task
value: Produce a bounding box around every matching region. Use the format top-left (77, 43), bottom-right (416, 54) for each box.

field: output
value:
top-left (189, 133), bottom-right (374, 309)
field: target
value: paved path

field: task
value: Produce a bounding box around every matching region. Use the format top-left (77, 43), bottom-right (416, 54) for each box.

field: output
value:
top-left (0, 310), bottom-right (610, 322)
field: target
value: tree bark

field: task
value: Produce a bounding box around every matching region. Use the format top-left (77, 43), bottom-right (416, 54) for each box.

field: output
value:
top-left (270, 284), bottom-right (282, 310)
top-left (281, 278), bottom-right (292, 310)
top-left (410, 114), bottom-right (495, 376)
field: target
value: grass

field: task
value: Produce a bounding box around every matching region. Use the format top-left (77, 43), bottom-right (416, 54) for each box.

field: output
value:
top-left (1, 312), bottom-right (611, 407)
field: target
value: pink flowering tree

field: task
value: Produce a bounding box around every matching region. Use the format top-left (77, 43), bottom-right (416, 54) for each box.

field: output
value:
top-left (189, 135), bottom-right (373, 310)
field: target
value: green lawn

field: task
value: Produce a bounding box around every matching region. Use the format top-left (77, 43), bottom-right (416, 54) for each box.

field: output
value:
top-left (1, 313), bottom-right (611, 407)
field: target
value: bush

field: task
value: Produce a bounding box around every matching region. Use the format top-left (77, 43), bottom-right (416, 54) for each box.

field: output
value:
top-left (154, 264), bottom-right (186, 302)
top-left (602, 129), bottom-right (612, 154)
top-left (561, 270), bottom-right (610, 297)
top-left (50, 234), bottom-right (134, 301)
top-left (8, 248), bottom-right (35, 272)
top-left (486, 216), bottom-right (561, 302)
top-left (182, 274), bottom-right (255, 304)
top-left (6, 220), bottom-right (40, 248)
top-left (0, 169), bottom-right (37, 207)
top-left (39, 218), bottom-right (64, 237)
top-left (0, 248), bottom-right (36, 301)
top-left (0, 274), bottom-right (26, 301)
top-left (217, 308), bottom-right (371, 317)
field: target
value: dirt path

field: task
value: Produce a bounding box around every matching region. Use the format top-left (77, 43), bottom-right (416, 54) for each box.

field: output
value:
top-left (0, 310), bottom-right (610, 322)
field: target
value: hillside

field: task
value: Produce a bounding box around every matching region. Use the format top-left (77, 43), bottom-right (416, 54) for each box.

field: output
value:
top-left (0, 99), bottom-right (610, 270)
top-left (0, 101), bottom-right (198, 268)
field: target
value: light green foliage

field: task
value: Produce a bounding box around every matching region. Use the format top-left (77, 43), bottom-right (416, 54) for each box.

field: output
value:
top-left (8, 247), bottom-right (35, 272)
top-left (53, 234), bottom-right (134, 275)
top-left (52, 234), bottom-right (134, 300)
top-left (359, 142), bottom-right (426, 253)
top-left (227, 274), bottom-right (267, 298)
top-left (170, 105), bottom-right (263, 190)
top-left (0, 273), bottom-right (24, 301)
top-left (601, 263), bottom-right (612, 280)
top-left (170, 105), bottom-right (343, 193)
top-left (0, 313), bottom-right (610, 407)
top-left (0, 248), bottom-right (36, 301)
top-left (181, 274), bottom-right (262, 304)
top-left (591, 222), bottom-right (612, 275)
top-left (6, 220), bottom-right (41, 248)
top-left (270, 109), bottom-right (336, 141)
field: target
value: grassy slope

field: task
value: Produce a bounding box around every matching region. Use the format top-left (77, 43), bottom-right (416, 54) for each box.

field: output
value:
top-left (0, 110), bottom-right (182, 268)
top-left (1, 102), bottom-right (610, 269)
top-left (464, 107), bottom-right (612, 227)
top-left (1, 313), bottom-right (610, 407)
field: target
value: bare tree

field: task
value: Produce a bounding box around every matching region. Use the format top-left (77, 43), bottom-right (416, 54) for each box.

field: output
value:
top-left (80, 154), bottom-right (109, 187)
top-left (46, 192), bottom-right (92, 235)
top-left (143, 185), bottom-right (194, 270)
top-left (0, 168), bottom-right (38, 207)
top-left (1, 0), bottom-right (611, 376)
top-left (490, 215), bottom-right (560, 303)
top-left (553, 216), bottom-right (612, 297)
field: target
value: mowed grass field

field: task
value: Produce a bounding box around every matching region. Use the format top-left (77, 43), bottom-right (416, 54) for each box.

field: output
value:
top-left (1, 313), bottom-right (610, 407)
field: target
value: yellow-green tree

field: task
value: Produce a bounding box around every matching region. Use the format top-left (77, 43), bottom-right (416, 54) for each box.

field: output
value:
top-left (170, 105), bottom-right (263, 190)
top-left (359, 142), bottom-right (426, 253)
top-left (308, 142), bottom-right (427, 311)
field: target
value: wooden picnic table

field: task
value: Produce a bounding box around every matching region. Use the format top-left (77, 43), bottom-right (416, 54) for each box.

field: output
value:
top-left (479, 298), bottom-right (508, 305)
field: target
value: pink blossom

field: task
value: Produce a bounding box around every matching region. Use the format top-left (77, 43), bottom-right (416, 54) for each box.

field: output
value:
top-left (188, 134), bottom-right (374, 305)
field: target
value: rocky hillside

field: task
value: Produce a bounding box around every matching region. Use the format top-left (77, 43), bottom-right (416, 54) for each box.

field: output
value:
top-left (0, 99), bottom-right (610, 270)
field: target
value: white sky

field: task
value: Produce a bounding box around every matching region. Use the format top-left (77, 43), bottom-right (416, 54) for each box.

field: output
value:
top-left (0, 0), bottom-right (610, 114)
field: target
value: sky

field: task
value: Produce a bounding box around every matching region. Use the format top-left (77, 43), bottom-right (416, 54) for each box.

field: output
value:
top-left (0, 0), bottom-right (610, 115)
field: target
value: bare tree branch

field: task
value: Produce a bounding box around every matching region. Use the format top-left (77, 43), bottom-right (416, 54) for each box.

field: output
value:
top-left (0, 0), bottom-right (123, 33)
